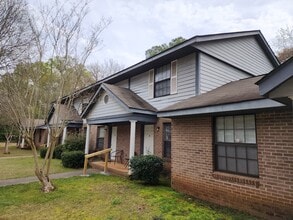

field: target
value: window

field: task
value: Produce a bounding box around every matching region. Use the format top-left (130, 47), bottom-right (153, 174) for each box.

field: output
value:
top-left (163, 123), bottom-right (171, 158)
top-left (155, 64), bottom-right (170, 97)
top-left (96, 126), bottom-right (105, 151)
top-left (215, 115), bottom-right (258, 176)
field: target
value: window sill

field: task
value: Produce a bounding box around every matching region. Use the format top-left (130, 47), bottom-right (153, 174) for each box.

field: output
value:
top-left (212, 171), bottom-right (260, 188)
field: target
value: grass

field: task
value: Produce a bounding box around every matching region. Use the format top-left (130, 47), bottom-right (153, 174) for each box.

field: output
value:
top-left (0, 143), bottom-right (77, 180)
top-left (0, 157), bottom-right (76, 180)
top-left (0, 142), bottom-right (33, 158)
top-left (0, 174), bottom-right (256, 220)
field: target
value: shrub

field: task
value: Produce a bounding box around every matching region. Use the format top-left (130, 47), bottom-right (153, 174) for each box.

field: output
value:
top-left (129, 155), bottom-right (163, 185)
top-left (61, 151), bottom-right (84, 168)
top-left (39, 148), bottom-right (48, 158)
top-left (63, 137), bottom-right (85, 152)
top-left (54, 144), bottom-right (64, 159)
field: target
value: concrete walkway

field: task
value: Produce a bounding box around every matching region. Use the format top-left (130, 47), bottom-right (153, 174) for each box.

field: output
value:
top-left (0, 169), bottom-right (100, 187)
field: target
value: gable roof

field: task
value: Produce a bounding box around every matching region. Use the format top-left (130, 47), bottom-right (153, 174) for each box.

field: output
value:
top-left (158, 76), bottom-right (285, 117)
top-left (98, 30), bottom-right (278, 85)
top-left (103, 84), bottom-right (157, 112)
top-left (48, 104), bottom-right (82, 124)
top-left (82, 83), bottom-right (157, 118)
top-left (257, 56), bottom-right (293, 96)
top-left (59, 30), bottom-right (278, 107)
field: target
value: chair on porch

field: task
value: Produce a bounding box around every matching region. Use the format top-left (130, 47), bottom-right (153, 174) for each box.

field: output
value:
top-left (110, 150), bottom-right (124, 165)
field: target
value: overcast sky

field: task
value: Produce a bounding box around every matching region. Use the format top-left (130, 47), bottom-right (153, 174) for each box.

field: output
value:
top-left (29, 0), bottom-right (293, 67)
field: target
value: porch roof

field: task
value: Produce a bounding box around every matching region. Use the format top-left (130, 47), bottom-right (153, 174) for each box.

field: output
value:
top-left (256, 56), bottom-right (293, 104)
top-left (87, 113), bottom-right (157, 125)
top-left (158, 75), bottom-right (286, 117)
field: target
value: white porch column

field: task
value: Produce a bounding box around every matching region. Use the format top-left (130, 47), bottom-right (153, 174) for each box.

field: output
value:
top-left (129, 120), bottom-right (137, 158)
top-left (21, 136), bottom-right (25, 149)
top-left (46, 128), bottom-right (51, 148)
top-left (85, 124), bottom-right (91, 154)
top-left (61, 126), bottom-right (67, 144)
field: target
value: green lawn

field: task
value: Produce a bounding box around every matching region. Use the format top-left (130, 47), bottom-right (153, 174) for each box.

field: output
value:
top-left (0, 144), bottom-right (77, 180)
top-left (0, 143), bottom-right (33, 158)
top-left (0, 157), bottom-right (76, 180)
top-left (0, 174), bottom-right (256, 220)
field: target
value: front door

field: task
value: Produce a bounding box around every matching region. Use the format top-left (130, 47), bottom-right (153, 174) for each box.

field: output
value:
top-left (143, 125), bottom-right (154, 155)
top-left (111, 126), bottom-right (117, 160)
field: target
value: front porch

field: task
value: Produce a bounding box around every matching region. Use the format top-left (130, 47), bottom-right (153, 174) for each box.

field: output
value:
top-left (90, 160), bottom-right (129, 177)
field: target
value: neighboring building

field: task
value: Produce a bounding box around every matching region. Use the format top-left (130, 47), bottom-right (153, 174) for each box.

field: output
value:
top-left (43, 84), bottom-right (99, 147)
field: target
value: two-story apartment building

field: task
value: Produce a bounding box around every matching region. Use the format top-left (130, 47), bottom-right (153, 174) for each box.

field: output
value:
top-left (45, 30), bottom-right (292, 218)
top-left (82, 30), bottom-right (278, 161)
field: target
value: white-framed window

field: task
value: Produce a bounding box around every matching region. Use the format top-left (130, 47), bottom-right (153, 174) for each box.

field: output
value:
top-left (215, 115), bottom-right (259, 176)
top-left (155, 64), bottom-right (171, 97)
top-left (149, 60), bottom-right (177, 98)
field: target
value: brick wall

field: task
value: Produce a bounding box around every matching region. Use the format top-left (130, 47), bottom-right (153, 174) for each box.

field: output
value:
top-left (171, 110), bottom-right (293, 219)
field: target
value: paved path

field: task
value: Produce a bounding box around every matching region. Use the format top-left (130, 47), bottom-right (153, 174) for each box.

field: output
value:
top-left (0, 169), bottom-right (100, 187)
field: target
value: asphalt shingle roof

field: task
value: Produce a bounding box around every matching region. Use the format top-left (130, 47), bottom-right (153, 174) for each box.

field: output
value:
top-left (160, 76), bottom-right (264, 112)
top-left (103, 83), bottom-right (157, 112)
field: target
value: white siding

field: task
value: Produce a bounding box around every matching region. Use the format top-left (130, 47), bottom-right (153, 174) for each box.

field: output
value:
top-left (115, 79), bottom-right (129, 88)
top-left (200, 53), bottom-right (250, 94)
top-left (130, 53), bottom-right (196, 110)
top-left (87, 91), bottom-right (129, 119)
top-left (195, 36), bottom-right (274, 75)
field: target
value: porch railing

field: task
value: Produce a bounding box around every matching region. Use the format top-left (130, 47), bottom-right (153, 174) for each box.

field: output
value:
top-left (83, 148), bottom-right (112, 175)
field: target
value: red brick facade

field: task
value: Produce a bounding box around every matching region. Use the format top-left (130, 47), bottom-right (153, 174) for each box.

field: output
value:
top-left (171, 109), bottom-right (293, 219)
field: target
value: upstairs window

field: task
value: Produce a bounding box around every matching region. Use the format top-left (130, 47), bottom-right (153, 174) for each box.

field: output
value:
top-left (214, 115), bottom-right (259, 177)
top-left (155, 64), bottom-right (171, 97)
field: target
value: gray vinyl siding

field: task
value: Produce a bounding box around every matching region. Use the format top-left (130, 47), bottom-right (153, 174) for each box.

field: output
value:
top-left (130, 53), bottom-right (196, 110)
top-left (115, 79), bottom-right (129, 88)
top-left (200, 53), bottom-right (250, 94)
top-left (87, 91), bottom-right (129, 119)
top-left (195, 36), bottom-right (274, 75)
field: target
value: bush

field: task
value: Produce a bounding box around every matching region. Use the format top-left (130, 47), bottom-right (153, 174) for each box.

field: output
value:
top-left (129, 155), bottom-right (163, 185)
top-left (39, 148), bottom-right (48, 159)
top-left (61, 151), bottom-right (84, 168)
top-left (54, 144), bottom-right (64, 159)
top-left (63, 137), bottom-right (85, 152)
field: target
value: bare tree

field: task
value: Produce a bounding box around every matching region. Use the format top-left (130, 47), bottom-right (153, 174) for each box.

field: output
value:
top-left (0, 0), bottom-right (32, 70)
top-left (0, 116), bottom-right (17, 154)
top-left (88, 58), bottom-right (124, 81)
top-left (0, 0), bottom-right (110, 192)
top-left (274, 26), bottom-right (293, 63)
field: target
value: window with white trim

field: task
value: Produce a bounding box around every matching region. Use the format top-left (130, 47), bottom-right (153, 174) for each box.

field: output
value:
top-left (155, 64), bottom-right (171, 97)
top-left (215, 115), bottom-right (259, 176)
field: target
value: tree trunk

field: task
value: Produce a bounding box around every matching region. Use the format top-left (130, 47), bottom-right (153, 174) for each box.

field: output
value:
top-left (35, 169), bottom-right (55, 193)
top-left (3, 141), bottom-right (10, 154)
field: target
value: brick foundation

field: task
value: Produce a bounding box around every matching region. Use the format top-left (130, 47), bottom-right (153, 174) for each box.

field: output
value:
top-left (171, 110), bottom-right (293, 219)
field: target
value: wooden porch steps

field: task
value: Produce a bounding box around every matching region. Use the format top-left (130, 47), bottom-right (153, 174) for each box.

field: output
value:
top-left (89, 161), bottom-right (129, 177)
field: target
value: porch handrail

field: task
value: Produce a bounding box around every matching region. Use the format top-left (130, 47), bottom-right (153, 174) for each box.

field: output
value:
top-left (83, 148), bottom-right (112, 175)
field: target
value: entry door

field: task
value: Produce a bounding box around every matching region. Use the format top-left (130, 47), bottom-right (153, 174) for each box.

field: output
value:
top-left (111, 126), bottom-right (117, 160)
top-left (143, 125), bottom-right (154, 155)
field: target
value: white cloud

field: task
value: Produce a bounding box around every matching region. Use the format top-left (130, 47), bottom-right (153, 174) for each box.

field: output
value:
top-left (28, 0), bottom-right (293, 67)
